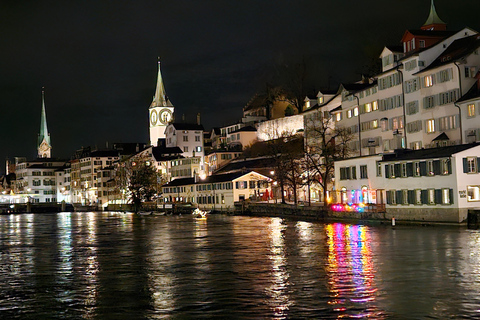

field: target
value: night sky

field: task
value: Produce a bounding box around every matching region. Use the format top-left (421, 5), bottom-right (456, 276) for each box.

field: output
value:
top-left (1, 0), bottom-right (480, 174)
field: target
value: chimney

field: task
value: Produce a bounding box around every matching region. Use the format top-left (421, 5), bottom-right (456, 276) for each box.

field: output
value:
top-left (197, 113), bottom-right (201, 125)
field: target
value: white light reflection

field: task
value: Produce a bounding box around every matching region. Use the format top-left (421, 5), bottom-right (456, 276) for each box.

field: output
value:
top-left (57, 212), bottom-right (73, 278)
top-left (147, 223), bottom-right (175, 314)
top-left (267, 218), bottom-right (291, 318)
top-left (82, 212), bottom-right (99, 318)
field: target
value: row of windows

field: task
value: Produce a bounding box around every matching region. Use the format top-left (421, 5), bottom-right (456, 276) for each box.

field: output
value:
top-left (339, 165), bottom-right (369, 180)
top-left (182, 135), bottom-right (202, 142)
top-left (32, 171), bottom-right (55, 176)
top-left (378, 73), bottom-right (401, 90)
top-left (32, 179), bottom-right (56, 186)
top-left (384, 159), bottom-right (451, 178)
top-left (197, 194), bottom-right (226, 205)
top-left (423, 89), bottom-right (460, 109)
top-left (386, 189), bottom-right (453, 205)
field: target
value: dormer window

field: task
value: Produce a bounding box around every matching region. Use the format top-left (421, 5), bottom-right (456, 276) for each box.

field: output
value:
top-left (318, 96), bottom-right (324, 104)
top-left (305, 100), bottom-right (310, 109)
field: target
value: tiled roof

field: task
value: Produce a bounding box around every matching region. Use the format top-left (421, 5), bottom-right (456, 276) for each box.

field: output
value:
top-left (230, 126), bottom-right (256, 134)
top-left (171, 123), bottom-right (204, 131)
top-left (381, 143), bottom-right (480, 162)
top-left (457, 81), bottom-right (480, 103)
top-left (215, 157), bottom-right (275, 174)
top-left (415, 34), bottom-right (480, 74)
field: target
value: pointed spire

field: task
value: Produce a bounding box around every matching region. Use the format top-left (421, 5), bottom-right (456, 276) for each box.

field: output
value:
top-left (422, 0), bottom-right (446, 30)
top-left (38, 87), bottom-right (51, 158)
top-left (151, 58), bottom-right (172, 108)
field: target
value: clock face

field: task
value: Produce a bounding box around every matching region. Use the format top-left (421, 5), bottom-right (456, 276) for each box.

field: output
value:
top-left (159, 108), bottom-right (173, 125)
top-left (150, 109), bottom-right (158, 126)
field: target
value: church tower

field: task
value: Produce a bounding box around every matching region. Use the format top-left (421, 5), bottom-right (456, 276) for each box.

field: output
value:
top-left (149, 59), bottom-right (174, 146)
top-left (421, 0), bottom-right (446, 31)
top-left (37, 88), bottom-right (52, 158)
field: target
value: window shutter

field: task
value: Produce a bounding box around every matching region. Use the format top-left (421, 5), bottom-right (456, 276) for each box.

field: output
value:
top-left (477, 157), bottom-right (480, 172)
top-left (386, 191), bottom-right (391, 204)
top-left (435, 189), bottom-right (442, 204)
top-left (406, 163), bottom-right (414, 177)
top-left (449, 189), bottom-right (454, 204)
top-left (385, 165), bottom-right (390, 178)
top-left (433, 160), bottom-right (441, 175)
top-left (421, 190), bottom-right (428, 204)
top-left (396, 190), bottom-right (403, 204)
top-left (408, 190), bottom-right (415, 204)
top-left (447, 159), bottom-right (452, 174)
top-left (394, 164), bottom-right (401, 177)
top-left (463, 158), bottom-right (469, 173)
top-left (420, 161), bottom-right (427, 176)
top-left (351, 166), bottom-right (357, 179)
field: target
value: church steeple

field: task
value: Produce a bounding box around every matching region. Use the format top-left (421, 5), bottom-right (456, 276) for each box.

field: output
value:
top-left (37, 88), bottom-right (51, 158)
top-left (421, 0), bottom-right (446, 31)
top-left (149, 59), bottom-right (175, 146)
top-left (150, 58), bottom-right (173, 108)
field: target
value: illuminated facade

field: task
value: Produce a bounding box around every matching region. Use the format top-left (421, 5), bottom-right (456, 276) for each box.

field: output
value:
top-left (161, 171), bottom-right (272, 212)
top-left (334, 144), bottom-right (480, 222)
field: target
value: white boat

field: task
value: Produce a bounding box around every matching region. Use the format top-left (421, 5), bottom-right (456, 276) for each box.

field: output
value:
top-left (138, 211), bottom-right (152, 216)
top-left (192, 208), bottom-right (208, 219)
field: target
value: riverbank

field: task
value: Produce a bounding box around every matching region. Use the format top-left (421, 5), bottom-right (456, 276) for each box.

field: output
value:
top-left (234, 202), bottom-right (473, 227)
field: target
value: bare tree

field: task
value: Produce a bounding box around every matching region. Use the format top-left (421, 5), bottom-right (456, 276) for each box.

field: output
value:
top-left (114, 154), bottom-right (159, 212)
top-left (304, 110), bottom-right (354, 203)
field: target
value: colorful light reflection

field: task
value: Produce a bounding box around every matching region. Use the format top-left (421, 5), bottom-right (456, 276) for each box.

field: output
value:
top-left (325, 223), bottom-right (385, 318)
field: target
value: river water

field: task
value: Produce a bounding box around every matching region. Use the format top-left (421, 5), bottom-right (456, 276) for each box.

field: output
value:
top-left (1, 212), bottom-right (480, 319)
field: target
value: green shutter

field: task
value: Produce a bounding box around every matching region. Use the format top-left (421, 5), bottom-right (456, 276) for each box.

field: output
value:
top-left (385, 165), bottom-right (390, 178)
top-left (406, 163), bottom-right (414, 177)
top-left (433, 160), bottom-right (441, 175)
top-left (408, 190), bottom-right (415, 204)
top-left (463, 158), bottom-right (469, 173)
top-left (421, 190), bottom-right (428, 204)
top-left (435, 189), bottom-right (442, 204)
top-left (420, 161), bottom-right (427, 176)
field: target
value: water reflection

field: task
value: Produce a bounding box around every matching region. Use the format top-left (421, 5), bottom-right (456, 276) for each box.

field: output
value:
top-left (267, 218), bottom-right (291, 318)
top-left (3, 214), bottom-right (480, 318)
top-left (325, 223), bottom-right (384, 318)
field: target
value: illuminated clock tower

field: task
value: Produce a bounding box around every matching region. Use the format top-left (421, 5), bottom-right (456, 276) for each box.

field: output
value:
top-left (149, 60), bottom-right (174, 146)
top-left (37, 88), bottom-right (51, 158)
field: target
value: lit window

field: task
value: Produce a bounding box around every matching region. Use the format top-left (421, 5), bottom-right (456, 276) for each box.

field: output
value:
top-left (428, 189), bottom-right (435, 204)
top-left (468, 104), bottom-right (476, 117)
top-left (415, 189), bottom-right (422, 205)
top-left (426, 119), bottom-right (435, 133)
top-left (364, 103), bottom-right (372, 113)
top-left (347, 110), bottom-right (352, 118)
top-left (442, 189), bottom-right (450, 204)
top-left (424, 75), bottom-right (434, 87)
top-left (468, 186), bottom-right (480, 201)
top-left (335, 113), bottom-right (342, 122)
top-left (353, 107), bottom-right (359, 117)
top-left (414, 162), bottom-right (420, 177)
top-left (467, 157), bottom-right (477, 173)
top-left (372, 101), bottom-right (378, 111)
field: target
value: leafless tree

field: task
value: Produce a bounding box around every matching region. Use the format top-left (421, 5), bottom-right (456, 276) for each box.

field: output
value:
top-left (304, 110), bottom-right (354, 203)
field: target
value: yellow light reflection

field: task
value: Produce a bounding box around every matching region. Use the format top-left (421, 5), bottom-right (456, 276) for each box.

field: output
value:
top-left (267, 218), bottom-right (291, 317)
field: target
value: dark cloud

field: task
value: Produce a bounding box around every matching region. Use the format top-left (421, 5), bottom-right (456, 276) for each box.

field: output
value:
top-left (1, 0), bottom-right (480, 174)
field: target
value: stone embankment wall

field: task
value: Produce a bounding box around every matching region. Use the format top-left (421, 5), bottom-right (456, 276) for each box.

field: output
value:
top-left (235, 202), bottom-right (385, 222)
